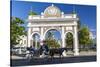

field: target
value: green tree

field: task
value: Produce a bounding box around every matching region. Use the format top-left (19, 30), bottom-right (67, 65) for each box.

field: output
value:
top-left (28, 11), bottom-right (37, 15)
top-left (10, 17), bottom-right (26, 47)
top-left (45, 31), bottom-right (60, 48)
top-left (45, 39), bottom-right (60, 48)
top-left (79, 26), bottom-right (92, 49)
top-left (65, 32), bottom-right (73, 48)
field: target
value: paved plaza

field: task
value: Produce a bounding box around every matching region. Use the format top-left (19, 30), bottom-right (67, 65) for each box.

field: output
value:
top-left (11, 51), bottom-right (96, 66)
top-left (11, 51), bottom-right (96, 59)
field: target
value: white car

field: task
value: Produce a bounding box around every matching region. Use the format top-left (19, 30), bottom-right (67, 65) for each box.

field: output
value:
top-left (11, 47), bottom-right (27, 55)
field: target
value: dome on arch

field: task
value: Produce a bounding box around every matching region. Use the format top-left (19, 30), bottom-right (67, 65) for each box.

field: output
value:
top-left (44, 4), bottom-right (61, 17)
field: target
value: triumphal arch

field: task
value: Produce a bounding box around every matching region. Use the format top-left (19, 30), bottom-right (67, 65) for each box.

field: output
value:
top-left (27, 4), bottom-right (79, 55)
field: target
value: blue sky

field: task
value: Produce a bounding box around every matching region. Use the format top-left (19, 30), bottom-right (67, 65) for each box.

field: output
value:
top-left (11, 0), bottom-right (96, 39)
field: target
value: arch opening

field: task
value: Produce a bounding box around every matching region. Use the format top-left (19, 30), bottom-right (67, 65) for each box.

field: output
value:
top-left (65, 32), bottom-right (74, 50)
top-left (32, 33), bottom-right (40, 49)
top-left (44, 29), bottom-right (61, 48)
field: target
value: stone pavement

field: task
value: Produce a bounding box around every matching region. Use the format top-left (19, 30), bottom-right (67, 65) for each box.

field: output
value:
top-left (11, 55), bottom-right (25, 59)
top-left (11, 51), bottom-right (96, 59)
top-left (11, 55), bottom-right (96, 66)
top-left (79, 51), bottom-right (96, 56)
top-left (66, 51), bottom-right (96, 56)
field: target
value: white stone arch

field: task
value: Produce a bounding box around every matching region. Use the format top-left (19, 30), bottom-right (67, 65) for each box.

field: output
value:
top-left (64, 31), bottom-right (74, 39)
top-left (30, 32), bottom-right (41, 48)
top-left (27, 4), bottom-right (79, 55)
top-left (31, 32), bottom-right (40, 39)
top-left (64, 31), bottom-right (74, 49)
top-left (43, 27), bottom-right (61, 40)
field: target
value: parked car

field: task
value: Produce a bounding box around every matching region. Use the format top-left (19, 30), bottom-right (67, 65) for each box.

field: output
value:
top-left (11, 47), bottom-right (27, 55)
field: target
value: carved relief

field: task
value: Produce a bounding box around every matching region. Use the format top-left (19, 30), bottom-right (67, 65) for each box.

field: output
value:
top-left (30, 27), bottom-right (40, 36)
top-left (44, 4), bottom-right (61, 17)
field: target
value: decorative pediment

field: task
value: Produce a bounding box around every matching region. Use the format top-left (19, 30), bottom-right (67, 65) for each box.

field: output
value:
top-left (44, 4), bottom-right (61, 17)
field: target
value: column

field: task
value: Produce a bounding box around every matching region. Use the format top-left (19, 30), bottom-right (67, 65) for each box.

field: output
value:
top-left (61, 26), bottom-right (65, 48)
top-left (40, 27), bottom-right (44, 46)
top-left (35, 35), bottom-right (38, 49)
top-left (27, 27), bottom-right (31, 47)
top-left (61, 26), bottom-right (67, 56)
top-left (73, 26), bottom-right (79, 56)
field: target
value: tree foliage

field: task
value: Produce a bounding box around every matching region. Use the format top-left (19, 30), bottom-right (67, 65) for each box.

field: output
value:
top-left (79, 26), bottom-right (92, 48)
top-left (28, 11), bottom-right (37, 15)
top-left (45, 39), bottom-right (60, 48)
top-left (65, 32), bottom-right (73, 48)
top-left (45, 31), bottom-right (60, 48)
top-left (11, 17), bottom-right (26, 46)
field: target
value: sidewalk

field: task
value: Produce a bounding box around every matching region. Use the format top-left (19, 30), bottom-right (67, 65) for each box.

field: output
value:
top-left (11, 55), bottom-right (25, 59)
top-left (79, 51), bottom-right (96, 56)
top-left (11, 51), bottom-right (96, 59)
